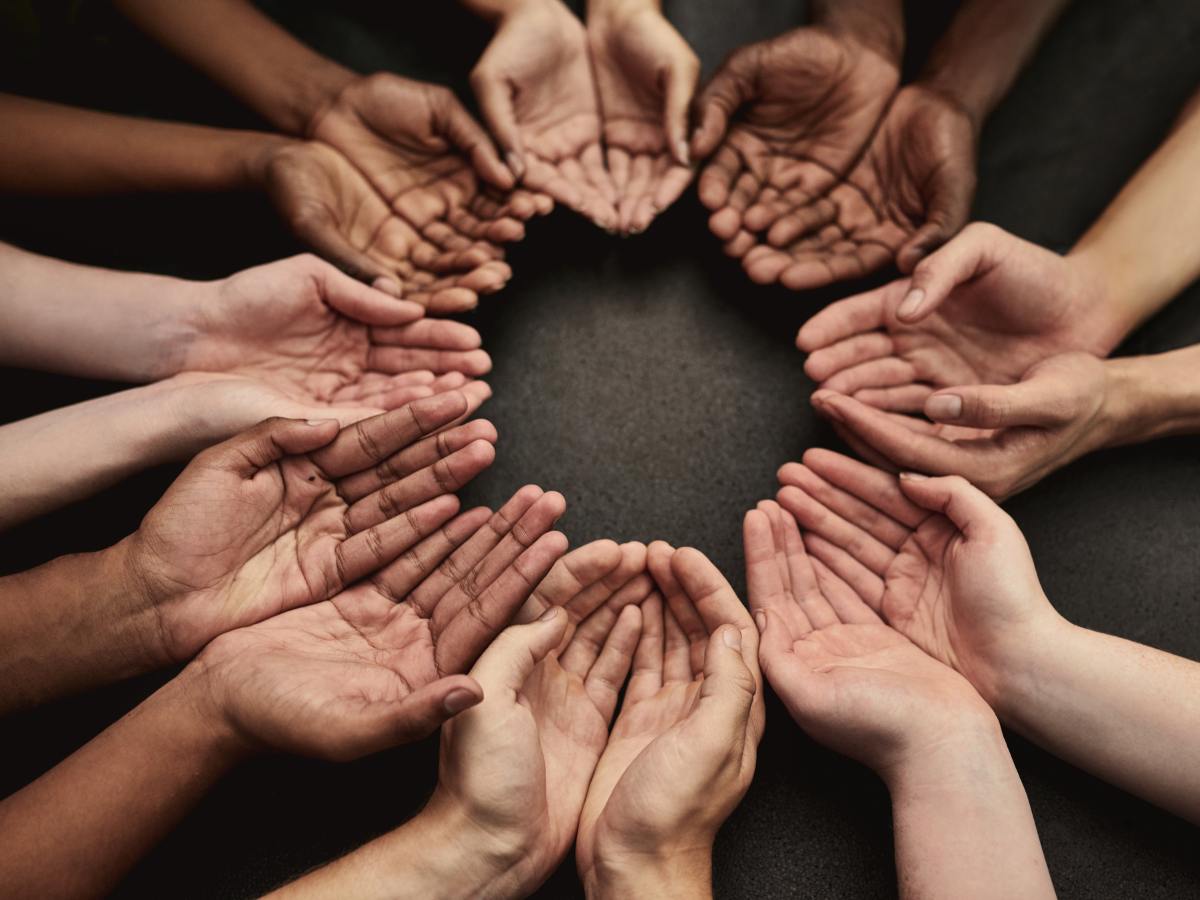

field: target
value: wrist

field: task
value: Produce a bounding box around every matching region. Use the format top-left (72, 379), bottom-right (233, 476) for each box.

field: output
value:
top-left (587, 847), bottom-right (713, 900)
top-left (105, 535), bottom-right (180, 671)
top-left (161, 658), bottom-right (257, 767)
top-left (883, 712), bottom-right (1015, 805)
top-left (1098, 351), bottom-right (1200, 446)
top-left (587, 0), bottom-right (658, 24)
top-left (809, 1), bottom-right (904, 66)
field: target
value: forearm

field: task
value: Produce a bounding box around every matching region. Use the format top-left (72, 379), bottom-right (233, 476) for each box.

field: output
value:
top-left (114, 0), bottom-right (355, 134)
top-left (0, 540), bottom-right (166, 713)
top-left (996, 619), bottom-right (1200, 823)
top-left (809, 0), bottom-right (904, 65)
top-left (0, 242), bottom-right (207, 381)
top-left (1069, 86), bottom-right (1200, 342)
top-left (885, 722), bottom-right (1054, 900)
top-left (0, 667), bottom-right (242, 897)
top-left (1099, 345), bottom-right (1200, 445)
top-left (269, 803), bottom-right (518, 900)
top-left (920, 0), bottom-right (1071, 128)
top-left (0, 93), bottom-right (285, 195)
top-left (587, 849), bottom-right (712, 900)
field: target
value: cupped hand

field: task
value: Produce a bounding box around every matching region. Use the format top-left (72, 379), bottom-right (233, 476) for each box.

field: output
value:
top-left (194, 482), bottom-right (569, 762)
top-left (470, 0), bottom-right (619, 230)
top-left (429, 541), bottom-right (651, 896)
top-left (264, 140), bottom-right (520, 310)
top-left (739, 84), bottom-right (977, 291)
top-left (744, 500), bottom-right (998, 776)
top-left (772, 448), bottom-right (1062, 701)
top-left (124, 387), bottom-right (496, 662)
top-left (808, 352), bottom-right (1115, 498)
top-left (576, 543), bottom-right (762, 888)
top-left (179, 254), bottom-right (491, 425)
top-left (587, 3), bottom-right (698, 234)
top-left (797, 222), bottom-right (1115, 414)
top-left (692, 26), bottom-right (898, 258)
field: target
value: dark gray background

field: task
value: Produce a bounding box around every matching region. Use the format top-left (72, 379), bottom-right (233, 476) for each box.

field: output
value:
top-left (1, 1), bottom-right (1199, 897)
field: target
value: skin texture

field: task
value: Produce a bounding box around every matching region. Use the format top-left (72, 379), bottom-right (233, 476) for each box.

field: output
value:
top-left (577, 543), bottom-right (764, 899)
top-left (742, 501), bottom-right (1055, 899)
top-left (125, 388), bottom-right (497, 664)
top-left (691, 26), bottom-right (900, 273)
top-left (468, 0), bottom-right (620, 230)
top-left (587, 0), bottom-right (698, 234)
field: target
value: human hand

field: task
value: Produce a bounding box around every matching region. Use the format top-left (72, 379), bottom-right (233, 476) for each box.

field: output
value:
top-left (773, 448), bottom-right (1063, 702)
top-left (264, 140), bottom-right (528, 310)
top-left (692, 26), bottom-right (898, 260)
top-left (122, 387), bottom-right (496, 663)
top-left (798, 223), bottom-right (1116, 414)
top-left (470, 0), bottom-right (619, 229)
top-left (587, 0), bottom-right (698, 234)
top-left (577, 543), bottom-right (762, 897)
top-left (429, 541), bottom-right (650, 896)
top-left (192, 482), bottom-right (569, 761)
top-left (177, 253), bottom-right (490, 427)
top-left (807, 352), bottom-right (1121, 498)
top-left (739, 84), bottom-right (977, 290)
top-left (744, 499), bottom-right (999, 775)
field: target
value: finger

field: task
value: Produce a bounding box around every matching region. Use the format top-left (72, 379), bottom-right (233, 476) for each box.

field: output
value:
top-left (316, 264), bottom-right (426, 326)
top-left (367, 505), bottom-right (492, 601)
top-left (754, 608), bottom-right (818, 715)
top-left (744, 508), bottom-right (813, 637)
top-left (664, 55), bottom-right (700, 165)
top-left (924, 379), bottom-right (1075, 429)
top-left (582, 604), bottom-right (642, 721)
top-left (896, 158), bottom-right (975, 274)
top-left (287, 210), bottom-right (390, 284)
top-left (372, 318), bottom-right (482, 352)
top-left (773, 485), bottom-right (897, 577)
top-left (822, 356), bottom-right (919, 396)
top-left (358, 674), bottom-right (484, 753)
top-left (627, 591), bottom-right (666, 701)
top-left (690, 50), bottom-right (755, 159)
top-left (469, 66), bottom-right (525, 176)
top-left (795, 284), bottom-right (891, 352)
top-left (436, 92), bottom-right (515, 190)
top-left (468, 606), bottom-right (570, 694)
top-left (559, 579), bottom-right (644, 676)
top-left (808, 556), bottom-right (882, 625)
top-left (344, 439), bottom-right (496, 533)
top-left (560, 542), bottom-right (649, 624)
top-left (897, 473), bottom-right (1010, 542)
top-left (435, 530), bottom-right (569, 674)
top-left (519, 538), bottom-right (623, 624)
top-left (369, 345), bottom-right (492, 377)
top-left (804, 333), bottom-right (895, 383)
top-left (337, 419), bottom-right (498, 503)
top-left (670, 546), bottom-right (755, 639)
top-left (697, 142), bottom-right (741, 212)
top-left (333, 493), bottom-right (462, 589)
top-left (767, 502), bottom-right (839, 629)
top-left (687, 625), bottom-right (757, 750)
top-left (651, 162), bottom-right (694, 216)
top-left (798, 447), bottom-right (928, 529)
top-left (894, 226), bottom-right (991, 323)
top-left (205, 417), bottom-right (340, 479)
top-left (777, 463), bottom-right (911, 550)
top-left (801, 533), bottom-right (884, 609)
top-left (854, 384), bottom-right (935, 413)
top-left (662, 600), bottom-right (693, 683)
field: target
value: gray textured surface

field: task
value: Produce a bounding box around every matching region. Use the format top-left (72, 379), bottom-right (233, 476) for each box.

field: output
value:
top-left (1, 1), bottom-right (1199, 897)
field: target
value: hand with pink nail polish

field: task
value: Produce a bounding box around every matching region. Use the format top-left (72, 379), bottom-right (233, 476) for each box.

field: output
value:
top-left (586, 0), bottom-right (699, 235)
top-left (691, 25), bottom-right (899, 263)
top-left (171, 253), bottom-right (491, 432)
top-left (797, 223), bottom-right (1115, 416)
top-left (466, 0), bottom-right (620, 230)
top-left (577, 543), bottom-right (763, 899)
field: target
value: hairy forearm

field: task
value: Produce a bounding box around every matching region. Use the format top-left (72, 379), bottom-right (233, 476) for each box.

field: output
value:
top-left (0, 667), bottom-right (241, 897)
top-left (0, 242), bottom-right (206, 381)
top-left (0, 93), bottom-right (284, 195)
top-left (997, 619), bottom-right (1200, 823)
top-left (809, 0), bottom-right (904, 64)
top-left (114, 0), bottom-right (355, 133)
top-left (0, 540), bottom-right (166, 713)
top-left (886, 722), bottom-right (1054, 900)
top-left (1069, 86), bottom-right (1200, 342)
top-left (920, 0), bottom-right (1071, 128)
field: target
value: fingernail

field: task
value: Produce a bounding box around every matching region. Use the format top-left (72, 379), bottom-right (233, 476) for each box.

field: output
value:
top-left (722, 626), bottom-right (742, 649)
top-left (899, 472), bottom-right (928, 481)
top-left (675, 139), bottom-right (690, 166)
top-left (754, 610), bottom-right (767, 633)
top-left (926, 394), bottom-right (962, 420)
top-left (374, 277), bottom-right (403, 297)
top-left (538, 606), bottom-right (561, 623)
top-left (306, 418), bottom-right (336, 426)
top-left (818, 396), bottom-right (845, 424)
top-left (897, 288), bottom-right (925, 319)
top-left (443, 689), bottom-right (477, 715)
top-left (505, 151), bottom-right (525, 179)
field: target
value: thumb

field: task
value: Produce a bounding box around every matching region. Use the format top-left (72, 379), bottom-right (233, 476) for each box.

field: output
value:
top-left (689, 49), bottom-right (755, 159)
top-left (469, 66), bottom-right (525, 180)
top-left (892, 222), bottom-right (996, 322)
top-left (924, 371), bottom-right (1072, 430)
top-left (896, 160), bottom-right (976, 273)
top-left (692, 625), bottom-right (757, 743)
top-left (897, 473), bottom-right (1009, 542)
top-left (376, 674), bottom-right (484, 748)
top-left (317, 264), bottom-right (425, 327)
top-left (467, 607), bottom-right (569, 694)
top-left (435, 90), bottom-right (516, 190)
top-left (662, 54), bottom-right (700, 166)
top-left (203, 416), bottom-right (340, 478)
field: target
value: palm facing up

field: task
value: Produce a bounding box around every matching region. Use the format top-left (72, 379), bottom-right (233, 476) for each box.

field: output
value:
top-left (127, 390), bottom-right (496, 661)
top-left (196, 483), bottom-right (570, 762)
top-left (693, 27), bottom-right (898, 256)
top-left (773, 449), bottom-right (1057, 696)
top-left (471, 0), bottom-right (619, 230)
top-left (587, 7), bottom-right (697, 234)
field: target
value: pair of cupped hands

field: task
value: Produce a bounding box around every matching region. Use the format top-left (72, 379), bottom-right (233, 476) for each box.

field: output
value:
top-left (264, 0), bottom-right (979, 310)
top-left (120, 386), bottom-right (761, 895)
